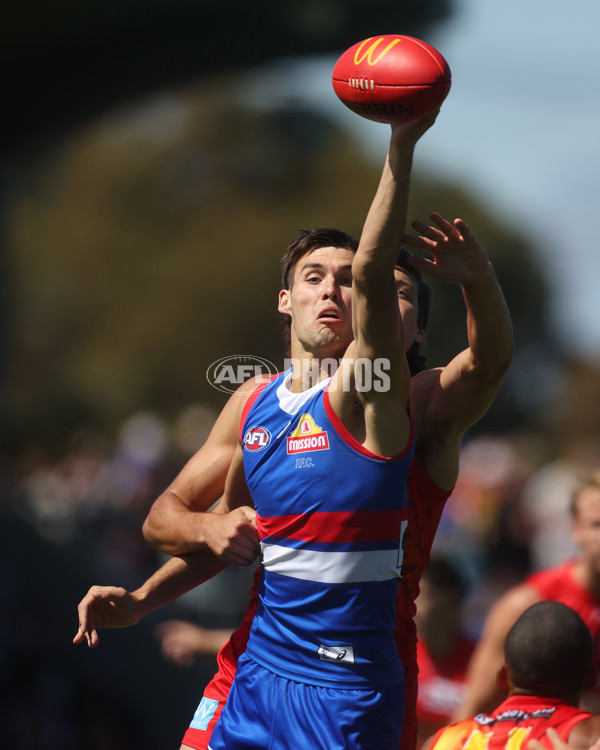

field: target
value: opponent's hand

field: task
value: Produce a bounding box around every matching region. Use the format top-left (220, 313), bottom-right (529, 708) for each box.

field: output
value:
top-left (402, 212), bottom-right (492, 286)
top-left (154, 620), bottom-right (232, 667)
top-left (203, 506), bottom-right (259, 566)
top-left (73, 585), bottom-right (140, 648)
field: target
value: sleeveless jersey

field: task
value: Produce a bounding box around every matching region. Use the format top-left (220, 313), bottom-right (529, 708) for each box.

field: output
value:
top-left (240, 369), bottom-right (414, 688)
top-left (396, 459), bottom-right (453, 750)
top-left (429, 695), bottom-right (593, 750)
top-left (182, 459), bottom-right (453, 750)
top-left (526, 561), bottom-right (600, 711)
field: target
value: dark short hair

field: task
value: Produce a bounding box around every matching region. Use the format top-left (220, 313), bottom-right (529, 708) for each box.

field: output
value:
top-left (505, 601), bottom-right (592, 698)
top-left (280, 228), bottom-right (359, 289)
top-left (279, 230), bottom-right (431, 375)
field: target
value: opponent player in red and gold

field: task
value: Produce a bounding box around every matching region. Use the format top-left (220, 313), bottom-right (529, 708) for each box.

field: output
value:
top-left (424, 601), bottom-right (600, 750)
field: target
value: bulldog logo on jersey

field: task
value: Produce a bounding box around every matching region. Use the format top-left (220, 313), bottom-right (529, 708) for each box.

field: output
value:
top-left (243, 426), bottom-right (272, 452)
top-left (287, 414), bottom-right (330, 454)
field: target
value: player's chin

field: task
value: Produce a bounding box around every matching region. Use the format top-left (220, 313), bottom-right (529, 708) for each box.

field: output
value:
top-left (318, 324), bottom-right (351, 345)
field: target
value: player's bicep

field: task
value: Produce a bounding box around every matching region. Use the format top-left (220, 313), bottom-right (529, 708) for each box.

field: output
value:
top-left (220, 444), bottom-right (253, 513)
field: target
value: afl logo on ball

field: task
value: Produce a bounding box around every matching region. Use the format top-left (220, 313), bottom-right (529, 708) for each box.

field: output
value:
top-left (243, 426), bottom-right (272, 452)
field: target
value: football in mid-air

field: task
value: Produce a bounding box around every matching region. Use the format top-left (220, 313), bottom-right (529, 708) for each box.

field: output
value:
top-left (331, 35), bottom-right (451, 124)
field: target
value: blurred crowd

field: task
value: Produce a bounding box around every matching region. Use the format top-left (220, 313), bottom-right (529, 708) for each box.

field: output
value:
top-left (1, 404), bottom-right (599, 749)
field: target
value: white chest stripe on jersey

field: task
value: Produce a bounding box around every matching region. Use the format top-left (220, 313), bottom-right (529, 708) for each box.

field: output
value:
top-left (261, 542), bottom-right (403, 584)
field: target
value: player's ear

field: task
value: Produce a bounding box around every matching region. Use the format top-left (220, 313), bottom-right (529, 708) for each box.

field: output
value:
top-left (413, 327), bottom-right (426, 343)
top-left (278, 289), bottom-right (291, 316)
top-left (497, 664), bottom-right (509, 691)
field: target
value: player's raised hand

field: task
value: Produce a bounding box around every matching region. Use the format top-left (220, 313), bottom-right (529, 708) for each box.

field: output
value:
top-left (203, 506), bottom-right (259, 566)
top-left (73, 585), bottom-right (140, 648)
top-left (403, 212), bottom-right (492, 286)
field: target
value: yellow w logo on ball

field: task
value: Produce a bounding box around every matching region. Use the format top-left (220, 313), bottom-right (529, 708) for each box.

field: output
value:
top-left (353, 37), bottom-right (401, 66)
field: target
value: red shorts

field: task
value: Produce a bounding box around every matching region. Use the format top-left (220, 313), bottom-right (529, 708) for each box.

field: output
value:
top-left (181, 671), bottom-right (230, 750)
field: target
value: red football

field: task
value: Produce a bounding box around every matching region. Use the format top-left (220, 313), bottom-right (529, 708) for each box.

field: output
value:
top-left (331, 35), bottom-right (451, 124)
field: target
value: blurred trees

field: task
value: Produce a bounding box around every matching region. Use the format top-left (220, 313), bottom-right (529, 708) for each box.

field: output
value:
top-left (7, 79), bottom-right (554, 453)
top-left (3, 0), bottom-right (452, 156)
top-left (3, 0), bottom-right (598, 459)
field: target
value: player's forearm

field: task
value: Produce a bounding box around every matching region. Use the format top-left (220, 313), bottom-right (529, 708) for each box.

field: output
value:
top-left (132, 552), bottom-right (228, 620)
top-left (355, 142), bottom-right (414, 278)
top-left (462, 264), bottom-right (514, 377)
top-left (142, 492), bottom-right (219, 556)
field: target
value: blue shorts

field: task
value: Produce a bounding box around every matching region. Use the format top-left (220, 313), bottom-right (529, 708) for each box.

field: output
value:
top-left (208, 653), bottom-right (405, 750)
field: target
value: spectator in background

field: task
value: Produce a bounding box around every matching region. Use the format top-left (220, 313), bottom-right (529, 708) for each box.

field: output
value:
top-left (414, 556), bottom-right (475, 749)
top-left (453, 471), bottom-right (600, 722)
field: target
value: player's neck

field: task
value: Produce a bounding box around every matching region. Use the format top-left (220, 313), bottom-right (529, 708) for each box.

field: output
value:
top-left (286, 343), bottom-right (345, 392)
top-left (573, 558), bottom-right (600, 598)
top-left (286, 356), bottom-right (337, 392)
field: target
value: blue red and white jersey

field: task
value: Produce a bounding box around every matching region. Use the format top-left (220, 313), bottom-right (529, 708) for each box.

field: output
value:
top-left (240, 369), bottom-right (414, 689)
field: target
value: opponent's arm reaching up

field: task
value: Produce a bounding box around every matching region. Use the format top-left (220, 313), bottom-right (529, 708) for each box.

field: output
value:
top-left (405, 213), bottom-right (513, 491)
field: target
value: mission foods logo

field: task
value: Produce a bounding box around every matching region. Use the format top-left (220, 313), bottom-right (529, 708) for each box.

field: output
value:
top-left (206, 355), bottom-right (278, 394)
top-left (287, 414), bottom-right (330, 455)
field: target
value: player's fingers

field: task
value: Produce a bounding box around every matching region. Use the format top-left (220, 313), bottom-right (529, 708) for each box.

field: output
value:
top-left (240, 506), bottom-right (258, 528)
top-left (453, 217), bottom-right (473, 238)
top-left (222, 547), bottom-right (259, 567)
top-left (239, 523), bottom-right (259, 545)
top-left (429, 212), bottom-right (462, 239)
top-left (77, 588), bottom-right (106, 632)
top-left (410, 221), bottom-right (448, 246)
top-left (73, 625), bottom-right (86, 645)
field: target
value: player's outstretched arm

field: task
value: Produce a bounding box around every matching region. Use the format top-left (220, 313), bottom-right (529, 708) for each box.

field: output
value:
top-left (73, 546), bottom-right (231, 649)
top-left (406, 213), bottom-right (513, 425)
top-left (405, 213), bottom-right (513, 489)
top-left (76, 447), bottom-right (259, 648)
top-left (351, 115), bottom-right (439, 380)
top-left (330, 113), bottom-right (438, 456)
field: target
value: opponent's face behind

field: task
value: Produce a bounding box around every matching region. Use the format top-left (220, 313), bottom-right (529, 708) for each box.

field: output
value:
top-left (572, 485), bottom-right (600, 574)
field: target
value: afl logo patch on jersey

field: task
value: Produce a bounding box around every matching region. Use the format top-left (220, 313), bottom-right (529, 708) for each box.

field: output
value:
top-left (243, 426), bottom-right (272, 452)
top-left (287, 414), bottom-right (330, 455)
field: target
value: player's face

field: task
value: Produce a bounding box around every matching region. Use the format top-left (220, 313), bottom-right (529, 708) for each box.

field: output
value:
top-left (395, 268), bottom-right (424, 351)
top-left (572, 487), bottom-right (600, 572)
top-left (279, 246), bottom-right (355, 357)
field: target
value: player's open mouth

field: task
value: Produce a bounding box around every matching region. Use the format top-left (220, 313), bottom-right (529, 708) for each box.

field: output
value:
top-left (318, 308), bottom-right (341, 321)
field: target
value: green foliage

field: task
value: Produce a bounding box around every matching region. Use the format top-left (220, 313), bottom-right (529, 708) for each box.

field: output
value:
top-left (6, 81), bottom-right (552, 452)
